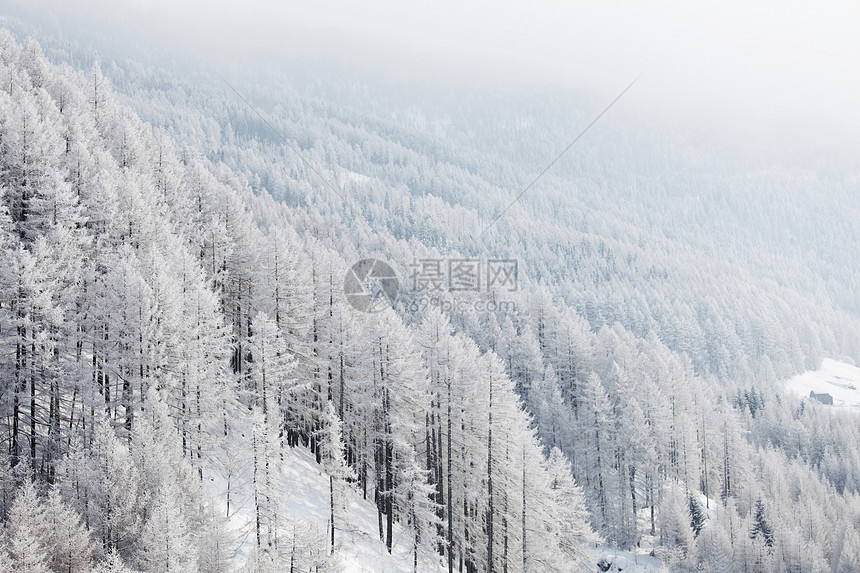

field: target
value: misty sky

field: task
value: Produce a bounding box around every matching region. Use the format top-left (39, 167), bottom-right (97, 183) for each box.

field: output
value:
top-left (31, 0), bottom-right (860, 129)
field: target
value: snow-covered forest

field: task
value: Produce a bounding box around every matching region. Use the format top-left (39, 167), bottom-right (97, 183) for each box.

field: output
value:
top-left (1, 2), bottom-right (860, 572)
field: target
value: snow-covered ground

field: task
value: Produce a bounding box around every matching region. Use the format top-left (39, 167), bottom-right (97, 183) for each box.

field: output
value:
top-left (206, 443), bottom-right (668, 572)
top-left (207, 444), bottom-right (446, 572)
top-left (275, 447), bottom-right (445, 573)
top-left (342, 170), bottom-right (372, 186)
top-left (784, 358), bottom-right (860, 411)
top-left (589, 546), bottom-right (664, 572)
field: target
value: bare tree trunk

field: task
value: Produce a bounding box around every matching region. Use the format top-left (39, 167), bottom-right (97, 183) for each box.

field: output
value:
top-left (330, 475), bottom-right (335, 554)
top-left (649, 475), bottom-right (656, 536)
top-left (522, 447), bottom-right (527, 573)
top-left (487, 375), bottom-right (494, 573)
top-left (11, 322), bottom-right (24, 467)
top-left (30, 339), bottom-right (37, 469)
top-left (252, 427), bottom-right (261, 549)
top-left (503, 496), bottom-right (509, 573)
top-left (447, 374), bottom-right (454, 573)
top-left (702, 414), bottom-right (709, 508)
top-left (385, 386), bottom-right (394, 553)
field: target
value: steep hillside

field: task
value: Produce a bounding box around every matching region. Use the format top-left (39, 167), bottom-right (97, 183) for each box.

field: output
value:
top-left (5, 4), bottom-right (859, 385)
top-left (0, 30), bottom-right (596, 572)
top-left (1, 9), bottom-right (860, 573)
top-left (216, 444), bottom-right (447, 573)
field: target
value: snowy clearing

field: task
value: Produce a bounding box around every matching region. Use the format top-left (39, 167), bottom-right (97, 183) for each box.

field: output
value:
top-left (209, 445), bottom-right (446, 573)
top-left (588, 546), bottom-right (664, 573)
top-left (784, 358), bottom-right (860, 411)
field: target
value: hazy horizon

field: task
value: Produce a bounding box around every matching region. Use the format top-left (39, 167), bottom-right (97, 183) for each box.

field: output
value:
top-left (13, 0), bottom-right (860, 136)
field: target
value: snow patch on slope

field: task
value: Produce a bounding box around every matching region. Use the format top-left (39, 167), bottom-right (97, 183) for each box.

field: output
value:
top-left (277, 447), bottom-right (445, 573)
top-left (589, 546), bottom-right (665, 573)
top-left (784, 358), bottom-right (860, 411)
top-left (342, 170), bottom-right (372, 186)
top-left (207, 445), bottom-right (445, 572)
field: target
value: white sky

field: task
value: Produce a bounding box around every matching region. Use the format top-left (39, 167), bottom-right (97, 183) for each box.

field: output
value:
top-left (40, 0), bottom-right (860, 128)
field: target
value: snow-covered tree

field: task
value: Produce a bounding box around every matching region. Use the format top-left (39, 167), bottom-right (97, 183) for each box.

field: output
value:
top-left (6, 479), bottom-right (49, 573)
top-left (544, 447), bottom-right (600, 565)
top-left (43, 488), bottom-right (93, 573)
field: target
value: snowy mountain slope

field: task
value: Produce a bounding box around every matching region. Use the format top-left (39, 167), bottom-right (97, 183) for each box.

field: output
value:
top-left (784, 358), bottom-right (860, 411)
top-left (6, 4), bottom-right (860, 386)
top-left (0, 29), bottom-right (599, 573)
top-left (209, 445), bottom-right (446, 573)
top-left (212, 444), bottom-right (657, 573)
top-left (1, 9), bottom-right (860, 573)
